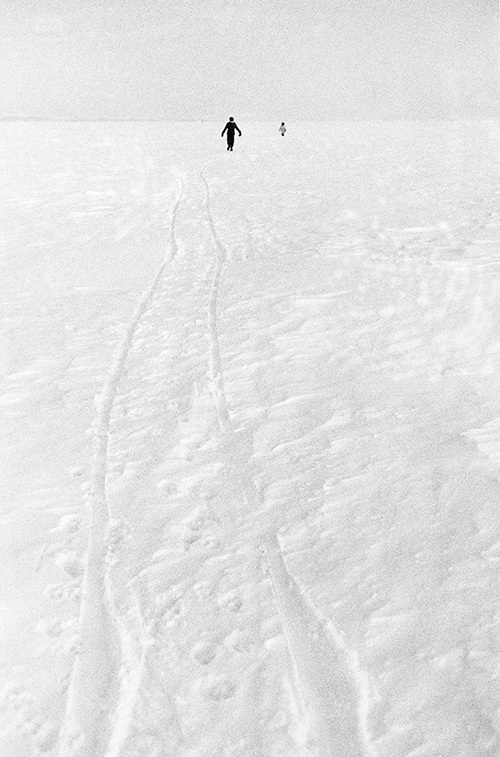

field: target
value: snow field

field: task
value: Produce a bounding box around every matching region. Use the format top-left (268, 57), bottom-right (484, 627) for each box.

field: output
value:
top-left (0, 121), bottom-right (499, 756)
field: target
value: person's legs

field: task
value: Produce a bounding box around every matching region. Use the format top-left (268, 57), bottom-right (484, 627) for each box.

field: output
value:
top-left (227, 136), bottom-right (234, 151)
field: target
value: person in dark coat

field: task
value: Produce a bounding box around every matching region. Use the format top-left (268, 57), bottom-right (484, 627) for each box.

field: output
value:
top-left (221, 117), bottom-right (242, 151)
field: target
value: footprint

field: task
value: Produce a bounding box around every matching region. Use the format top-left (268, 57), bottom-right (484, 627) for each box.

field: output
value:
top-left (201, 535), bottom-right (222, 550)
top-left (182, 519), bottom-right (203, 550)
top-left (44, 579), bottom-right (81, 603)
top-left (192, 640), bottom-right (218, 665)
top-left (218, 592), bottom-right (243, 613)
top-left (155, 590), bottom-right (184, 628)
top-left (54, 551), bottom-right (83, 577)
top-left (181, 509), bottom-right (222, 552)
top-left (226, 629), bottom-right (253, 654)
top-left (51, 514), bottom-right (81, 535)
top-left (1, 686), bottom-right (57, 753)
top-left (35, 617), bottom-right (75, 639)
top-left (205, 678), bottom-right (236, 701)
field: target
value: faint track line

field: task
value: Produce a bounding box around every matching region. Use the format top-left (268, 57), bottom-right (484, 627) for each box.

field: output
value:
top-left (200, 170), bottom-right (232, 433)
top-left (57, 182), bottom-right (184, 757)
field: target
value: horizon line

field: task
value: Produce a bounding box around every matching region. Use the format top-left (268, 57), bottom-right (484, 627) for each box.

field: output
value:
top-left (1, 116), bottom-right (497, 123)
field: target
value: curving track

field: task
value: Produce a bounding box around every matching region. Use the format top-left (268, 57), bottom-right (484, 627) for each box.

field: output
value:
top-left (58, 184), bottom-right (184, 757)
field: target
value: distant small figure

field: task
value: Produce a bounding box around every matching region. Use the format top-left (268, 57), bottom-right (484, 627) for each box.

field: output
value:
top-left (279, 122), bottom-right (286, 136)
top-left (221, 117), bottom-right (242, 151)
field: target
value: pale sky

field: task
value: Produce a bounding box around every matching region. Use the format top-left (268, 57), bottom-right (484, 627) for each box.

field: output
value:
top-left (1, 0), bottom-right (498, 120)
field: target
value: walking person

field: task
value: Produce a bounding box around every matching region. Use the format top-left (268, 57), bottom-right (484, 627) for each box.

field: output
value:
top-left (221, 117), bottom-right (242, 151)
top-left (279, 122), bottom-right (286, 136)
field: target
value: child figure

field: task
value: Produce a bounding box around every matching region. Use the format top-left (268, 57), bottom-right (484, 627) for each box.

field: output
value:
top-left (279, 122), bottom-right (286, 136)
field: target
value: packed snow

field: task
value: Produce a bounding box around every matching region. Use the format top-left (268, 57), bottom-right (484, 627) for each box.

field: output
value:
top-left (0, 120), bottom-right (499, 757)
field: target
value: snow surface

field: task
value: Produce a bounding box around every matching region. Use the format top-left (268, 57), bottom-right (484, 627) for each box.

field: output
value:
top-left (0, 120), bottom-right (499, 757)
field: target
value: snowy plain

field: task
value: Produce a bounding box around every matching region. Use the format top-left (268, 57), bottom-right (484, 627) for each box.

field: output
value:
top-left (0, 120), bottom-right (499, 757)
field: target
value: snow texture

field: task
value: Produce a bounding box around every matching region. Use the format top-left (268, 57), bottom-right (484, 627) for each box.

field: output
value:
top-left (0, 120), bottom-right (499, 756)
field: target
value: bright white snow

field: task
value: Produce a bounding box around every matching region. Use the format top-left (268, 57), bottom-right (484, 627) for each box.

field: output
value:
top-left (0, 120), bottom-right (499, 756)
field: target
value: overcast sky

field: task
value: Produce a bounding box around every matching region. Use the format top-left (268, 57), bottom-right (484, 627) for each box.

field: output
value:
top-left (1, 0), bottom-right (498, 120)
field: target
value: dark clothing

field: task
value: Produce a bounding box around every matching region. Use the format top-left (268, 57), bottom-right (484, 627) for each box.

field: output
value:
top-left (221, 120), bottom-right (241, 150)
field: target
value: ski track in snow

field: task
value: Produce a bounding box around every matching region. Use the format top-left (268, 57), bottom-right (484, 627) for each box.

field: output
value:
top-left (57, 182), bottom-right (184, 757)
top-left (200, 170), bottom-right (373, 756)
top-left (200, 170), bottom-right (232, 434)
top-left (82, 166), bottom-right (377, 757)
top-left (262, 535), bottom-right (375, 756)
